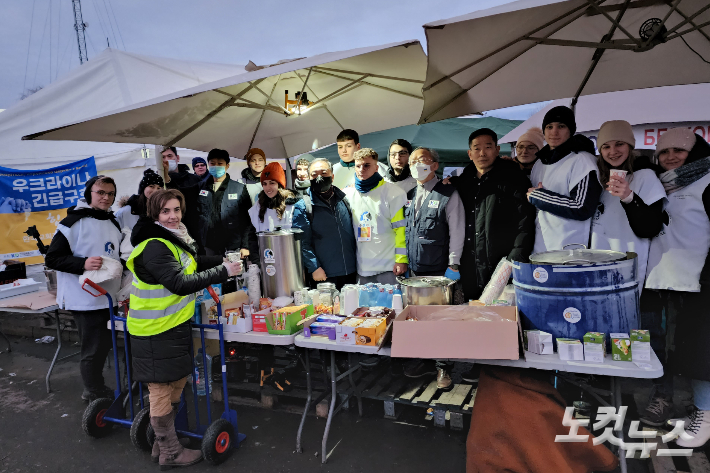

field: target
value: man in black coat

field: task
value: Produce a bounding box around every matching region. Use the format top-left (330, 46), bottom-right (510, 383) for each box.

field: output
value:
top-left (448, 128), bottom-right (535, 301)
top-left (180, 149), bottom-right (257, 261)
top-left (162, 147), bottom-right (201, 190)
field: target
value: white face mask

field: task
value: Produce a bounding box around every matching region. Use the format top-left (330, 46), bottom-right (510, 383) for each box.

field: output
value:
top-left (410, 163), bottom-right (431, 180)
top-left (167, 160), bottom-right (178, 172)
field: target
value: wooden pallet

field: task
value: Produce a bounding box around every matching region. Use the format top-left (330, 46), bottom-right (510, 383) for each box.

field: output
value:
top-left (642, 426), bottom-right (710, 473)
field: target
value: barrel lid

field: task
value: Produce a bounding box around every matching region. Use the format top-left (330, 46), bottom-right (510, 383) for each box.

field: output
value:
top-left (257, 228), bottom-right (304, 236)
top-left (529, 246), bottom-right (627, 265)
top-left (397, 276), bottom-right (455, 287)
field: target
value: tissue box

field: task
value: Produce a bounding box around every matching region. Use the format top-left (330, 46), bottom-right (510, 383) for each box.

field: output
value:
top-left (583, 332), bottom-right (606, 363)
top-left (524, 330), bottom-right (553, 355)
top-left (610, 333), bottom-right (632, 361)
top-left (630, 329), bottom-right (651, 362)
top-left (557, 338), bottom-right (584, 361)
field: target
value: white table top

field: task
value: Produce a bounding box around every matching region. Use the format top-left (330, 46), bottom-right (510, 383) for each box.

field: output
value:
top-left (194, 328), bottom-right (299, 346)
top-left (453, 350), bottom-right (663, 379)
top-left (294, 334), bottom-right (392, 356)
top-left (0, 305), bottom-right (59, 315)
top-left (107, 320), bottom-right (299, 346)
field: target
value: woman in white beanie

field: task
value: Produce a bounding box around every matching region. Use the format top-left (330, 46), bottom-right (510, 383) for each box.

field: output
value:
top-left (514, 127), bottom-right (544, 175)
top-left (640, 127), bottom-right (710, 447)
top-left (591, 120), bottom-right (666, 284)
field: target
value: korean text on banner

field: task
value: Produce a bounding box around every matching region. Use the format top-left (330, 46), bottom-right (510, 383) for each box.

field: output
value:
top-left (0, 157), bottom-right (97, 264)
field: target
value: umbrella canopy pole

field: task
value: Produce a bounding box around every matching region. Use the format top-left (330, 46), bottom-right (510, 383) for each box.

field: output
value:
top-left (571, 0), bottom-right (633, 112)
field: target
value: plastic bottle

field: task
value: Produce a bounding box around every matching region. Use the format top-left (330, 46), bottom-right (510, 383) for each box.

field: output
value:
top-left (368, 284), bottom-right (379, 307)
top-left (376, 284), bottom-right (387, 307)
top-left (194, 348), bottom-right (213, 397)
top-left (358, 284), bottom-right (369, 307)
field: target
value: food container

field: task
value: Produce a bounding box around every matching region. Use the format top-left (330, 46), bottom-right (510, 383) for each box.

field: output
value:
top-left (513, 244), bottom-right (639, 342)
top-left (44, 269), bottom-right (58, 296)
top-left (396, 276), bottom-right (456, 306)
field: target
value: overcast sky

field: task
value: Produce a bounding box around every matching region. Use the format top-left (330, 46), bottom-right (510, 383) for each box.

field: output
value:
top-left (0, 0), bottom-right (541, 118)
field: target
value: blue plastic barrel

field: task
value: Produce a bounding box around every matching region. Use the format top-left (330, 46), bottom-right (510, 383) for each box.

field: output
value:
top-left (512, 257), bottom-right (639, 342)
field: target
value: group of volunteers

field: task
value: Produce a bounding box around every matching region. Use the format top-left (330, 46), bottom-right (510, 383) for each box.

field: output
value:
top-left (42, 103), bottom-right (710, 467)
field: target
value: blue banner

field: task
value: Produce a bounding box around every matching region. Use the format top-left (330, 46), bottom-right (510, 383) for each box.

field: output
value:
top-left (0, 157), bottom-right (97, 213)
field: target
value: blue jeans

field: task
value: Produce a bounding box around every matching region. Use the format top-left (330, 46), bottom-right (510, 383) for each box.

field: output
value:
top-left (692, 379), bottom-right (710, 411)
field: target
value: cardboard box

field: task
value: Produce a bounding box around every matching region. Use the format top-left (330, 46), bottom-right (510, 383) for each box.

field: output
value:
top-left (524, 330), bottom-right (554, 355)
top-left (610, 333), bottom-right (632, 361)
top-left (335, 320), bottom-right (360, 345)
top-left (391, 305), bottom-right (520, 360)
top-left (201, 296), bottom-right (224, 325)
top-left (557, 338), bottom-right (584, 361)
top-left (356, 318), bottom-right (387, 346)
top-left (630, 329), bottom-right (651, 362)
top-left (266, 304), bottom-right (313, 335)
top-left (583, 332), bottom-right (606, 363)
top-left (252, 309), bottom-right (270, 333)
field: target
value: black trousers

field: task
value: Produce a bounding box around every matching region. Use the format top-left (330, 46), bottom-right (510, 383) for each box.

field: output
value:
top-left (72, 308), bottom-right (113, 393)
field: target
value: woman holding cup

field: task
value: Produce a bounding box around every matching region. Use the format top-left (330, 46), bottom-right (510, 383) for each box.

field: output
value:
top-left (590, 120), bottom-right (666, 284)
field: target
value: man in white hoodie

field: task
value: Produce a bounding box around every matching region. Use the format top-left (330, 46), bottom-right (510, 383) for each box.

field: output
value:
top-left (45, 175), bottom-right (123, 402)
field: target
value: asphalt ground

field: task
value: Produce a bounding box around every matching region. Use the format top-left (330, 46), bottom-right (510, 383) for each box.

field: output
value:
top-left (0, 336), bottom-right (466, 473)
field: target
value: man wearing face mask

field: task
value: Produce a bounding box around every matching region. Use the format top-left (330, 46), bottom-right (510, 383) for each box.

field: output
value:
top-left (401, 148), bottom-right (465, 389)
top-left (292, 158), bottom-right (357, 289)
top-left (163, 147), bottom-right (201, 190)
top-left (187, 148), bottom-right (255, 261)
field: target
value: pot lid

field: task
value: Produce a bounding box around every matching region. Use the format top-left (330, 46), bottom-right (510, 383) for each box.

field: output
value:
top-left (397, 276), bottom-right (455, 287)
top-left (529, 245), bottom-right (627, 265)
top-left (257, 228), bottom-right (303, 236)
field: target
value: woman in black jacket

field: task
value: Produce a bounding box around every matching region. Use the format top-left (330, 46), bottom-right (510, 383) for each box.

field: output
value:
top-left (127, 189), bottom-right (242, 468)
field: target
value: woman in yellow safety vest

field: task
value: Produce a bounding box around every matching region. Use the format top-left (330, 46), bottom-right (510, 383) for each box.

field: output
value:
top-left (126, 189), bottom-right (242, 469)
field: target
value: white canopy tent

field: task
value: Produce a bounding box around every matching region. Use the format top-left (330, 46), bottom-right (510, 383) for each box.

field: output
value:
top-left (500, 83), bottom-right (710, 148)
top-left (23, 41), bottom-right (427, 164)
top-left (0, 48), bottom-right (247, 194)
top-left (419, 0), bottom-right (710, 124)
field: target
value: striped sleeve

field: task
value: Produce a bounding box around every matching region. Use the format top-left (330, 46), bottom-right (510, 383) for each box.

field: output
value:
top-left (390, 207), bottom-right (408, 264)
top-left (529, 171), bottom-right (602, 221)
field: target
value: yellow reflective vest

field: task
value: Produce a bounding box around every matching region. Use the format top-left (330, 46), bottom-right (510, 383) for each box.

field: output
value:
top-left (126, 238), bottom-right (198, 336)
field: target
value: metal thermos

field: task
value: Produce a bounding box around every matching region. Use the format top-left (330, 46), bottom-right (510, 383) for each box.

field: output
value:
top-left (257, 229), bottom-right (305, 298)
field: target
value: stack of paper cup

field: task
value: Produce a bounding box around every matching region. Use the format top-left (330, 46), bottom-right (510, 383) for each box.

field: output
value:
top-left (391, 294), bottom-right (403, 311)
top-left (245, 264), bottom-right (261, 307)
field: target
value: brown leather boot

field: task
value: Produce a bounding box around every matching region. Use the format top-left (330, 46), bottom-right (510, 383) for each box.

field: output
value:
top-left (151, 411), bottom-right (202, 470)
top-left (151, 404), bottom-right (190, 463)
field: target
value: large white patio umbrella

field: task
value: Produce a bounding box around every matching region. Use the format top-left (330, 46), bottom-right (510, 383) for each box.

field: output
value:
top-left (23, 41), bottom-right (426, 169)
top-left (420, 0), bottom-right (710, 124)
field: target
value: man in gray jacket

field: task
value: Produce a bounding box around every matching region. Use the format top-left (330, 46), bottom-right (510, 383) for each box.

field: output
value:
top-left (402, 147), bottom-right (465, 389)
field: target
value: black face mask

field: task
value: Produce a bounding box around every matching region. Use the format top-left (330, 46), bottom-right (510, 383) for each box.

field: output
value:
top-left (310, 175), bottom-right (333, 194)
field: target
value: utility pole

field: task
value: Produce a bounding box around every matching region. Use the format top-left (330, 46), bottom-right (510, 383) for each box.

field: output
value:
top-left (72, 0), bottom-right (89, 64)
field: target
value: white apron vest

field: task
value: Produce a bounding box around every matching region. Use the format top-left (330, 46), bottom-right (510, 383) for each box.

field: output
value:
top-left (645, 172), bottom-right (710, 292)
top-left (531, 151), bottom-right (599, 253)
top-left (56, 217), bottom-right (122, 310)
top-left (248, 203), bottom-right (295, 233)
top-left (344, 182), bottom-right (407, 276)
top-left (591, 169), bottom-right (667, 284)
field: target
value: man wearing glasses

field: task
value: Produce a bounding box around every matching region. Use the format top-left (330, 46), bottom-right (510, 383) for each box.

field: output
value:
top-left (401, 147), bottom-right (465, 389)
top-left (45, 175), bottom-right (123, 402)
top-left (384, 139), bottom-right (417, 193)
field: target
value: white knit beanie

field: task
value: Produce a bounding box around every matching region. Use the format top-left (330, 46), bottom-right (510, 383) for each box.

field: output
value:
top-left (517, 127), bottom-right (545, 150)
top-left (597, 120), bottom-right (635, 148)
top-left (655, 127), bottom-right (696, 157)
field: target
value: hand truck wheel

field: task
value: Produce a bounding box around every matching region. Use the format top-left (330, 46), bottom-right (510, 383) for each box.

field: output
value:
top-left (82, 398), bottom-right (114, 438)
top-left (129, 406), bottom-right (152, 451)
top-left (201, 418), bottom-right (235, 465)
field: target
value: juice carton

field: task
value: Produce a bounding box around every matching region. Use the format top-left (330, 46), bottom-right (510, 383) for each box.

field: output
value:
top-left (583, 332), bottom-right (606, 363)
top-left (630, 329), bottom-right (651, 362)
top-left (557, 338), bottom-right (584, 361)
top-left (610, 333), bottom-right (632, 361)
top-left (524, 330), bottom-right (554, 355)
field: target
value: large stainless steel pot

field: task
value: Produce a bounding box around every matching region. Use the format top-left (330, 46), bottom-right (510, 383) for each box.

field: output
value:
top-left (257, 229), bottom-right (305, 298)
top-left (397, 276), bottom-right (455, 306)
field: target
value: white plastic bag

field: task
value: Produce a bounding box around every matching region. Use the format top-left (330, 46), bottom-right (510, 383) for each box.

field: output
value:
top-left (479, 258), bottom-right (513, 305)
top-left (80, 256), bottom-right (123, 286)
